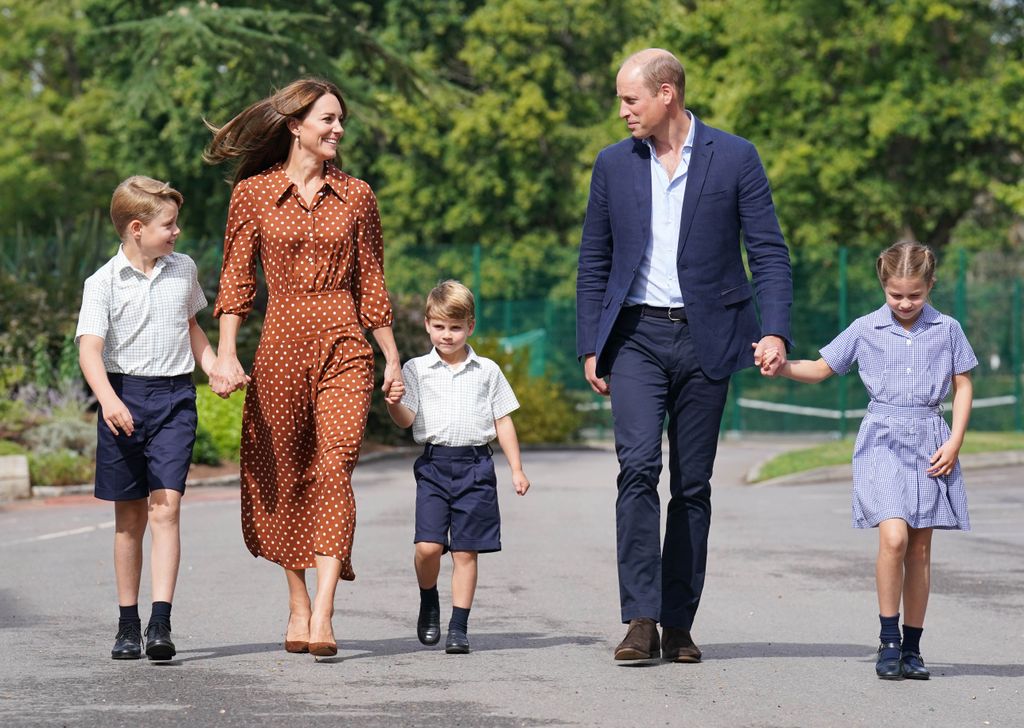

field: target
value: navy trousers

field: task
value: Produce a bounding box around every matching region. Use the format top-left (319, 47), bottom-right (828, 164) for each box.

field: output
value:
top-left (606, 308), bottom-right (730, 628)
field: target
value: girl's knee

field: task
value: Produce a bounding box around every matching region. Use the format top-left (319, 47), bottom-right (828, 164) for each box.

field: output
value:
top-left (878, 526), bottom-right (909, 557)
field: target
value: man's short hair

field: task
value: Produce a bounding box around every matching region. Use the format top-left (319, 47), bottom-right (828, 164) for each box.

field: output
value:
top-left (110, 176), bottom-right (183, 239)
top-left (425, 279), bottom-right (475, 322)
top-left (625, 49), bottom-right (686, 109)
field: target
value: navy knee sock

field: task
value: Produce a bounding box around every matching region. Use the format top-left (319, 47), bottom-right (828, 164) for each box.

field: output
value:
top-left (879, 614), bottom-right (901, 646)
top-left (149, 601), bottom-right (172, 630)
top-left (420, 586), bottom-right (439, 610)
top-left (449, 606), bottom-right (470, 634)
top-left (902, 625), bottom-right (923, 654)
top-left (118, 604), bottom-right (140, 629)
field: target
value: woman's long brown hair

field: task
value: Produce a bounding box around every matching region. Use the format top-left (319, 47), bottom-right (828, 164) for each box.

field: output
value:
top-left (204, 78), bottom-right (347, 183)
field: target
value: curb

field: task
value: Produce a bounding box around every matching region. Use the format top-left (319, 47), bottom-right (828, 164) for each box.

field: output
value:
top-left (747, 449), bottom-right (1024, 487)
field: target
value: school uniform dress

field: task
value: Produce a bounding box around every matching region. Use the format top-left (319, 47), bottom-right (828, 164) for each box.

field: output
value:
top-left (76, 247), bottom-right (207, 500)
top-left (399, 346), bottom-right (519, 553)
top-left (214, 162), bottom-right (393, 580)
top-left (820, 303), bottom-right (977, 530)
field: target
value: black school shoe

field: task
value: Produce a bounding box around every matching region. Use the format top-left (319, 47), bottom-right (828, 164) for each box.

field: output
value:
top-left (111, 623), bottom-right (143, 660)
top-left (144, 623), bottom-right (176, 661)
top-left (875, 641), bottom-right (902, 679)
top-left (445, 629), bottom-right (470, 654)
top-left (417, 602), bottom-right (441, 646)
top-left (900, 651), bottom-right (930, 680)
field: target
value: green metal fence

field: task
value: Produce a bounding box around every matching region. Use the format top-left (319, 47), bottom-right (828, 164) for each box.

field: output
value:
top-left (395, 243), bottom-right (1023, 434)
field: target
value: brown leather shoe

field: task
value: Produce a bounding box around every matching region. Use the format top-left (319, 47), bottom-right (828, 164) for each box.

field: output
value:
top-left (614, 618), bottom-right (660, 660)
top-left (662, 626), bottom-right (702, 663)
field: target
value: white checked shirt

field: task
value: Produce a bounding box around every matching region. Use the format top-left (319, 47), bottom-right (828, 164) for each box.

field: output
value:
top-left (400, 346), bottom-right (520, 446)
top-left (75, 246), bottom-right (208, 376)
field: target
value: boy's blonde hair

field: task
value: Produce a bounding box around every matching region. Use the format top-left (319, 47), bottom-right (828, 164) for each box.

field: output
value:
top-left (876, 240), bottom-right (937, 287)
top-left (110, 176), bottom-right (184, 240)
top-left (425, 280), bottom-right (475, 322)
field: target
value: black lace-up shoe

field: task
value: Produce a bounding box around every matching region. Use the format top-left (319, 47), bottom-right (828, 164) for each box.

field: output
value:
top-left (417, 602), bottom-right (441, 646)
top-left (144, 623), bottom-right (176, 661)
top-left (111, 623), bottom-right (143, 660)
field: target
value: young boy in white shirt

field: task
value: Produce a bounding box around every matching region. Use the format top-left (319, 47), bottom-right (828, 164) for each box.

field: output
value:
top-left (76, 176), bottom-right (216, 661)
top-left (386, 280), bottom-right (530, 653)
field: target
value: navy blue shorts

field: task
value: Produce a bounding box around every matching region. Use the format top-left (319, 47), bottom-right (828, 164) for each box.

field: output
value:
top-left (414, 444), bottom-right (501, 554)
top-left (94, 373), bottom-right (197, 502)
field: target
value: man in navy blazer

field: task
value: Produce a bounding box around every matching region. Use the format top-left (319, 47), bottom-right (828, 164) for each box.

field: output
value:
top-left (576, 49), bottom-right (792, 662)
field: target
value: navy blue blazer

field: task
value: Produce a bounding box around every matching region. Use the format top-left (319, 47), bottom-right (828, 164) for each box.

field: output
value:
top-left (576, 118), bottom-right (793, 380)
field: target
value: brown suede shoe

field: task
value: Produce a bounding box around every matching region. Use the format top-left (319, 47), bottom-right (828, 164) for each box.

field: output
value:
top-left (662, 626), bottom-right (702, 663)
top-left (614, 618), bottom-right (661, 660)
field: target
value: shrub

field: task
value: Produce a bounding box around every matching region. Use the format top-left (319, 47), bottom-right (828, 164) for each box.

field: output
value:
top-left (192, 425), bottom-right (221, 465)
top-left (22, 419), bottom-right (96, 459)
top-left (195, 387), bottom-right (245, 462)
top-left (29, 449), bottom-right (93, 486)
top-left (0, 440), bottom-right (28, 456)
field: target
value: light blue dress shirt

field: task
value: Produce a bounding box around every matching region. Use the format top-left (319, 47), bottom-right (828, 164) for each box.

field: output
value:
top-left (625, 111), bottom-right (695, 307)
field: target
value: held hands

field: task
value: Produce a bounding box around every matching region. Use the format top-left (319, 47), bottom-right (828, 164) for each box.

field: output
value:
top-left (511, 469), bottom-right (530, 496)
top-left (753, 336), bottom-right (787, 377)
top-left (382, 360), bottom-right (404, 404)
top-left (209, 353), bottom-right (250, 399)
top-left (99, 394), bottom-right (134, 436)
top-left (928, 438), bottom-right (962, 477)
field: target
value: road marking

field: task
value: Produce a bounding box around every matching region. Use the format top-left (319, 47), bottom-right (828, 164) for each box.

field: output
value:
top-left (1, 520), bottom-right (115, 547)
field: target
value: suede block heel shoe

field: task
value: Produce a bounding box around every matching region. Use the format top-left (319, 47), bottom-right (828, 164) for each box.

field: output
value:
top-left (144, 623), bottom-right (176, 661)
top-left (900, 651), bottom-right (930, 680)
top-left (284, 638), bottom-right (309, 654)
top-left (309, 641), bottom-right (338, 657)
top-left (875, 641), bottom-right (902, 679)
top-left (417, 602), bottom-right (441, 646)
top-left (111, 623), bottom-right (143, 660)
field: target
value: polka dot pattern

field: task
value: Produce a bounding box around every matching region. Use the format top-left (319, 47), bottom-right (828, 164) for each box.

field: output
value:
top-left (214, 162), bottom-right (393, 580)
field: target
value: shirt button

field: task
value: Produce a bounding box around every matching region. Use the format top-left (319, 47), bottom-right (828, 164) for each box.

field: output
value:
top-left (906, 367), bottom-right (912, 373)
top-left (906, 339), bottom-right (912, 346)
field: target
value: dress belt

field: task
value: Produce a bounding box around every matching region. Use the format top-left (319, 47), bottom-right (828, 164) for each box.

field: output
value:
top-left (867, 401), bottom-right (943, 419)
top-left (629, 305), bottom-right (687, 322)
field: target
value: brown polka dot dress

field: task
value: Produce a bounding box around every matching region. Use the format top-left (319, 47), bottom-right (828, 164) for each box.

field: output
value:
top-left (214, 161), bottom-right (393, 581)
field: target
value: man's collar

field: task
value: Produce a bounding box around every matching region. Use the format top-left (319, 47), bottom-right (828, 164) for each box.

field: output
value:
top-left (642, 110), bottom-right (696, 155)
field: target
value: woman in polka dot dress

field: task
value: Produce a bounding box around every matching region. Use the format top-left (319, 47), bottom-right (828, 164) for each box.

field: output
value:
top-left (205, 78), bottom-right (403, 658)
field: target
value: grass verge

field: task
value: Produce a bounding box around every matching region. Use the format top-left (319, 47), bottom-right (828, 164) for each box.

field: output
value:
top-left (751, 431), bottom-right (1024, 483)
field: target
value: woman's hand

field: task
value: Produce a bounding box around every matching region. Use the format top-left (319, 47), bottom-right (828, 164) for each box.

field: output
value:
top-left (209, 353), bottom-right (249, 398)
top-left (381, 360), bottom-right (402, 402)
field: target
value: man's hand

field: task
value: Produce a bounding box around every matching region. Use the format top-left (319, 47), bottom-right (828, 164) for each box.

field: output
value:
top-left (583, 354), bottom-right (609, 396)
top-left (752, 336), bottom-right (787, 377)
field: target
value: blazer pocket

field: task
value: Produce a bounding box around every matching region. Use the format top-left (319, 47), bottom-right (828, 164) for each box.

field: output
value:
top-left (719, 282), bottom-right (753, 306)
top-left (700, 189), bottom-right (730, 200)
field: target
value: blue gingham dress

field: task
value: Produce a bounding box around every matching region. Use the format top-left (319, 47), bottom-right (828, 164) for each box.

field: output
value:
top-left (820, 303), bottom-right (978, 530)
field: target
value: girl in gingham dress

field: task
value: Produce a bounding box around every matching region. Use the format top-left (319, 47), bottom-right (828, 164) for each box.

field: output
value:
top-left (762, 241), bottom-right (977, 681)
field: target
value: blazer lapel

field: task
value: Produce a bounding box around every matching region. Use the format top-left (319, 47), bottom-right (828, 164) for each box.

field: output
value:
top-left (631, 139), bottom-right (652, 254)
top-left (677, 119), bottom-right (712, 261)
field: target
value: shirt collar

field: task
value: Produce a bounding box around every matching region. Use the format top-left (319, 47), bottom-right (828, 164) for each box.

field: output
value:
top-left (643, 110), bottom-right (695, 156)
top-left (269, 161), bottom-right (350, 206)
top-left (869, 302), bottom-right (942, 329)
top-left (426, 344), bottom-right (479, 370)
top-left (114, 244), bottom-right (168, 277)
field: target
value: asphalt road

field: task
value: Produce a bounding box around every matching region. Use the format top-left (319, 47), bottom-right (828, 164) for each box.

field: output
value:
top-left (1, 440), bottom-right (1021, 727)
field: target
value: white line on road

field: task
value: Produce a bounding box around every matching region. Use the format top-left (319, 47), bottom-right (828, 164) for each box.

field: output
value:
top-left (1, 520), bottom-right (115, 547)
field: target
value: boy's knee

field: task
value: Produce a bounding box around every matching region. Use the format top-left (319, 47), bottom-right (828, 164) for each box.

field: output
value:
top-left (450, 550), bottom-right (478, 565)
top-left (415, 542), bottom-right (444, 559)
top-left (148, 491), bottom-right (182, 528)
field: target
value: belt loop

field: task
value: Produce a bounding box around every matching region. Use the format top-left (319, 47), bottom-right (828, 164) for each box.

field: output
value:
top-left (426, 443), bottom-right (435, 458)
top-left (486, 444), bottom-right (493, 457)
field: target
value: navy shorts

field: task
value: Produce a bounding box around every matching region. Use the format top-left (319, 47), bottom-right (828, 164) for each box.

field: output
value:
top-left (94, 373), bottom-right (197, 502)
top-left (414, 444), bottom-right (501, 554)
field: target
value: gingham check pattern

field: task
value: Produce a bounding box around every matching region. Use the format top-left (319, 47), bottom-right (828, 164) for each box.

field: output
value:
top-left (76, 247), bottom-right (208, 376)
top-left (400, 346), bottom-right (520, 446)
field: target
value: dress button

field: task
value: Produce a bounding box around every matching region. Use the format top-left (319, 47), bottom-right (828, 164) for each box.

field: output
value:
top-left (906, 339), bottom-right (912, 346)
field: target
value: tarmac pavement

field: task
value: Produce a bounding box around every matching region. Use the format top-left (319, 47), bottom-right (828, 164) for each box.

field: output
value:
top-left (0, 439), bottom-right (1021, 727)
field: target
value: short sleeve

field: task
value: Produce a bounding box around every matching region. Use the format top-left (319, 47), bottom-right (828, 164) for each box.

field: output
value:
top-left (819, 321), bottom-right (861, 376)
top-left (75, 271), bottom-right (110, 345)
top-left (186, 256), bottom-right (208, 318)
top-left (213, 180), bottom-right (260, 319)
top-left (950, 320), bottom-right (978, 375)
top-left (351, 183), bottom-right (394, 330)
top-left (399, 359), bottom-right (420, 414)
top-left (489, 366), bottom-right (520, 420)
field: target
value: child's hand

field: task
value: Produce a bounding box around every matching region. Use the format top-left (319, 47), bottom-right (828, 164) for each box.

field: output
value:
top-left (511, 469), bottom-right (530, 495)
top-left (754, 343), bottom-right (780, 376)
top-left (384, 379), bottom-right (405, 405)
top-left (99, 395), bottom-right (134, 436)
top-left (928, 438), bottom-right (962, 477)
